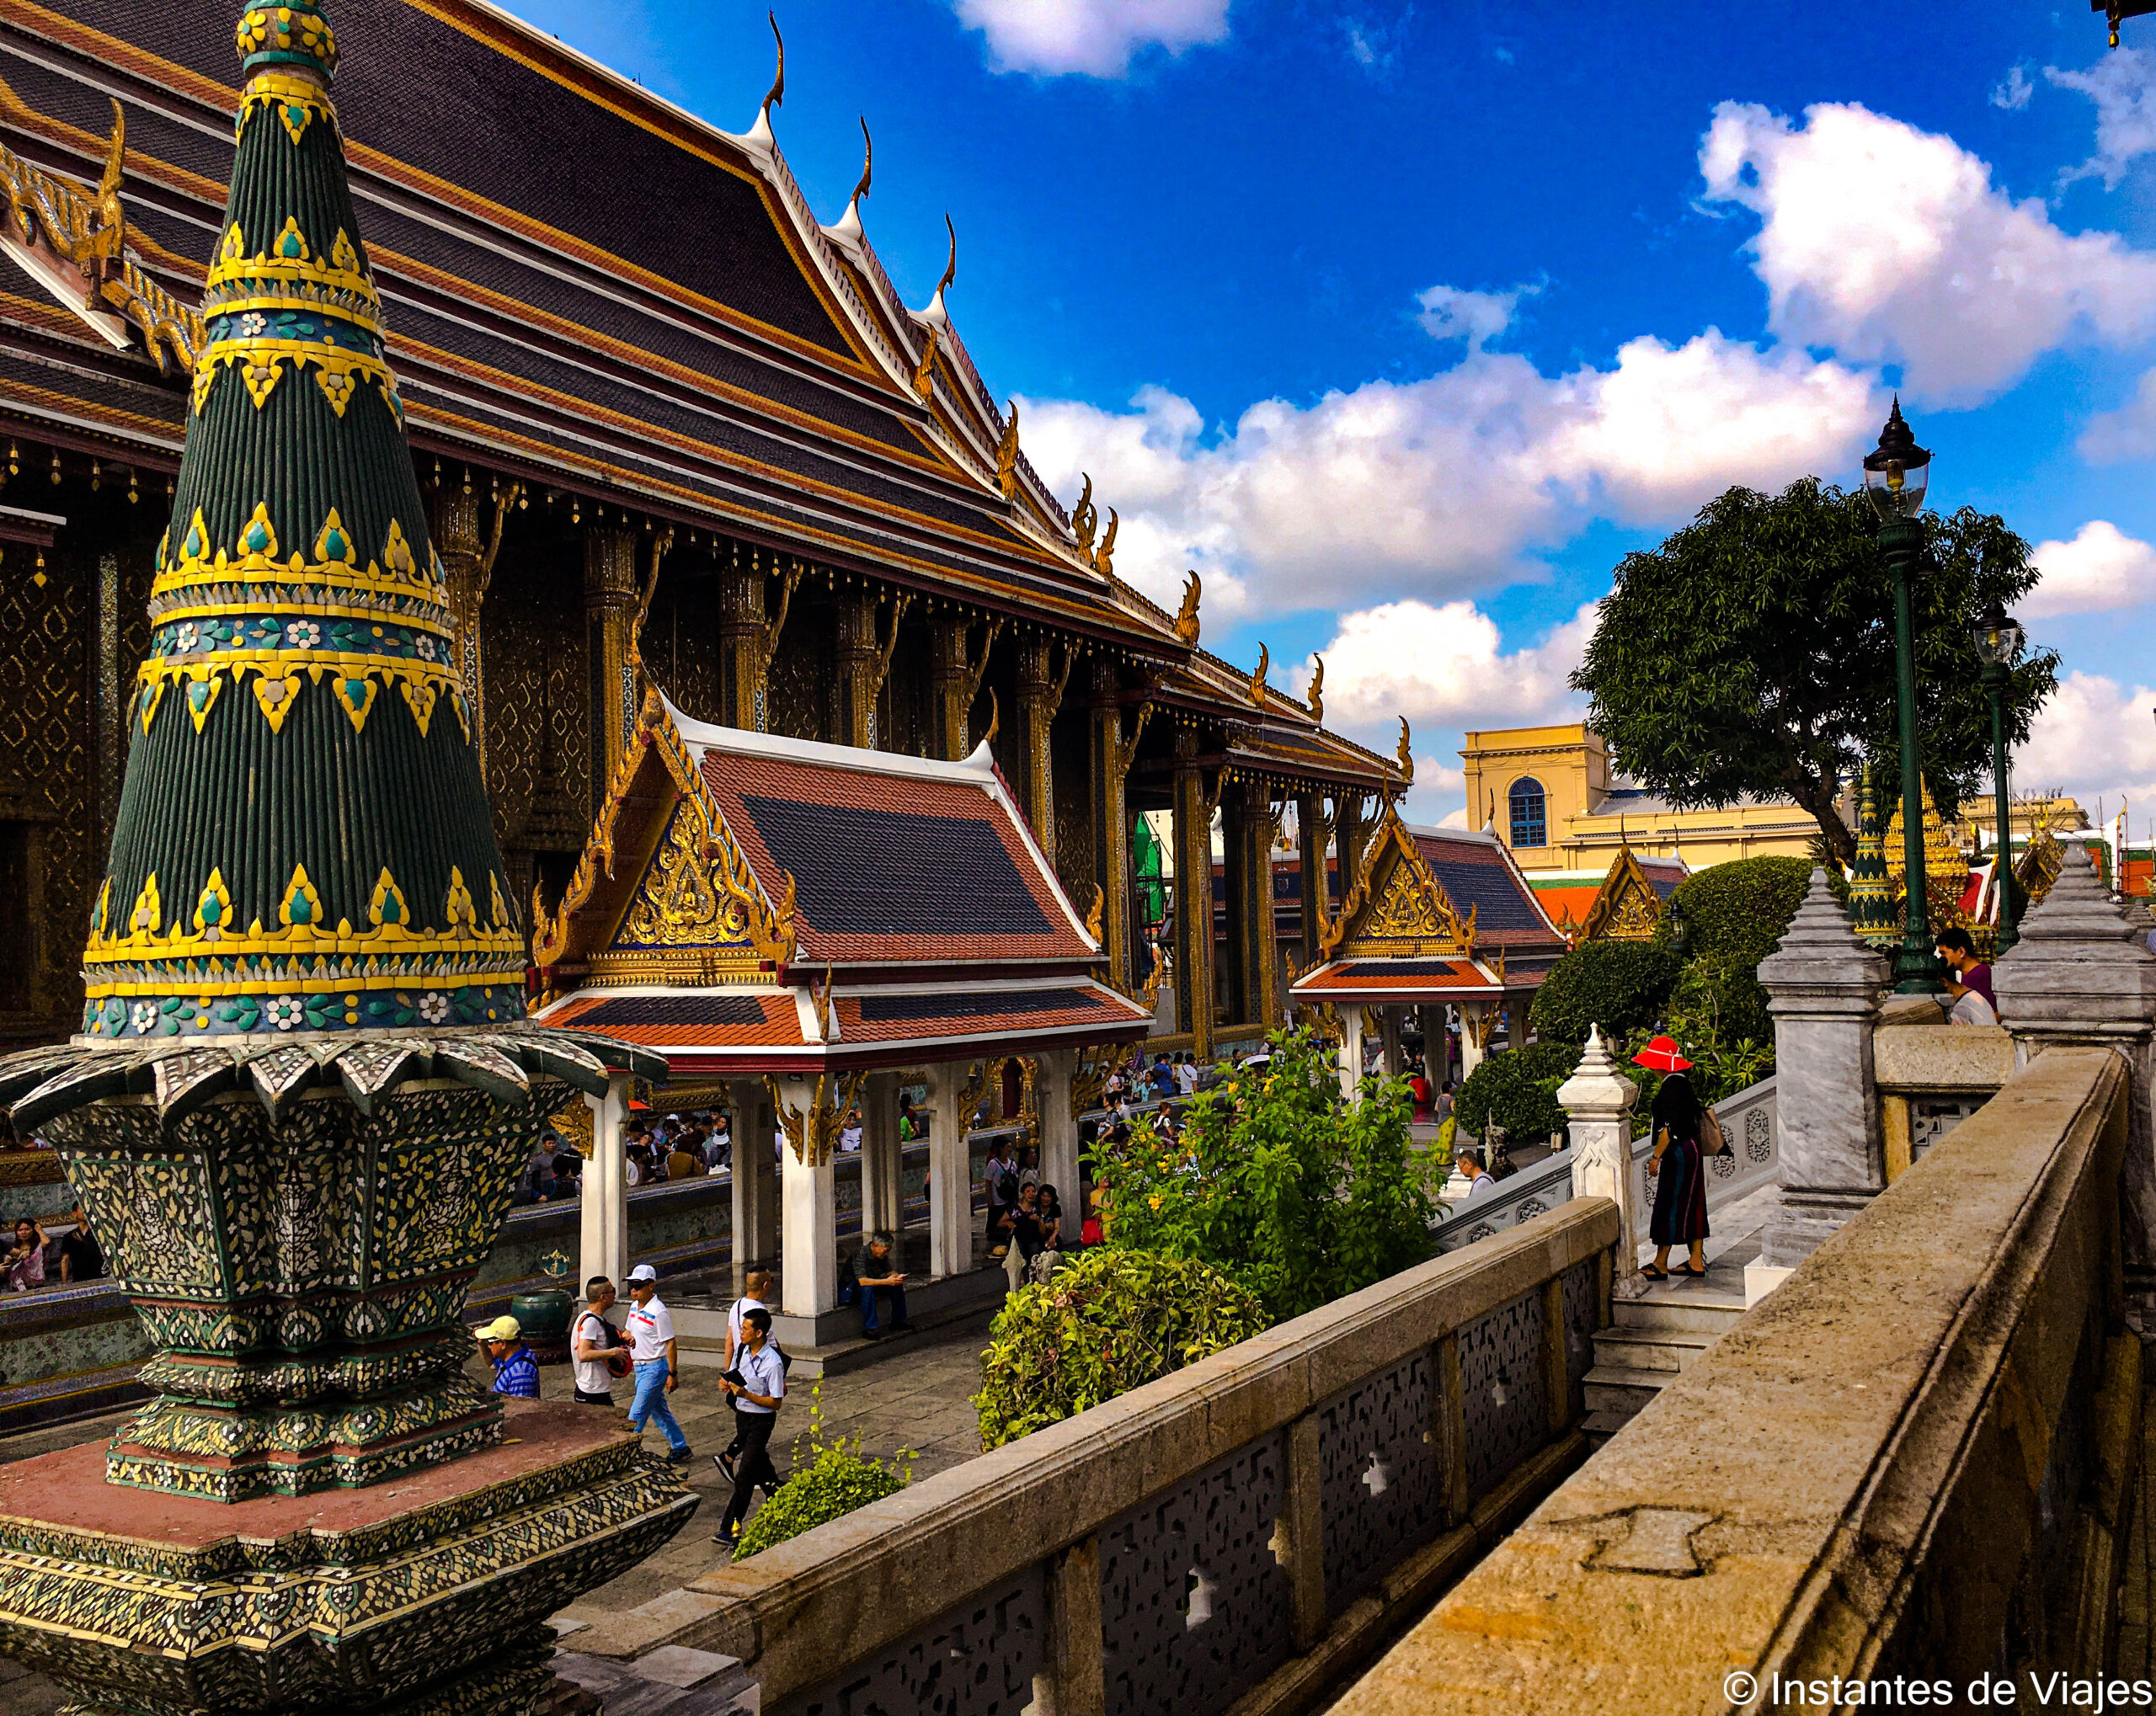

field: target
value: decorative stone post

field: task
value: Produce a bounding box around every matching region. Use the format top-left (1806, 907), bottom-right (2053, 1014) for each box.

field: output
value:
top-left (1995, 839), bottom-right (2156, 1319)
top-left (1458, 1000), bottom-right (1489, 1079)
top-left (1035, 1047), bottom-right (1081, 1212)
top-left (1755, 867), bottom-right (1890, 1271)
top-left (1337, 1001), bottom-right (1365, 1101)
top-left (924, 1061), bottom-right (974, 1277)
top-left (579, 1072), bottom-right (631, 1291)
top-left (773, 1079), bottom-right (841, 1319)
top-left (860, 1069), bottom-right (903, 1239)
top-left (1559, 1027), bottom-right (1643, 1294)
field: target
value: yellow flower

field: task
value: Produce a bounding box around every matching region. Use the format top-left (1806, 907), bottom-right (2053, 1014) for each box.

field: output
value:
top-left (1148, 1195), bottom-right (1162, 1209)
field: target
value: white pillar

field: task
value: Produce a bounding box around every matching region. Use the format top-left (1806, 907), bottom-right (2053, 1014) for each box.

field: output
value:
top-left (1459, 1002), bottom-right (1487, 1080)
top-left (1379, 1006), bottom-right (1404, 1080)
top-left (579, 1073), bottom-right (631, 1292)
top-left (924, 1061), bottom-right (974, 1278)
top-left (728, 1075), bottom-right (774, 1294)
top-left (861, 1070), bottom-right (902, 1238)
top-left (1035, 1047), bottom-right (1081, 1212)
top-left (1559, 1027), bottom-right (1642, 1294)
top-left (775, 1082), bottom-right (839, 1319)
top-left (1508, 995), bottom-right (1528, 1050)
top-left (1337, 1005), bottom-right (1365, 1102)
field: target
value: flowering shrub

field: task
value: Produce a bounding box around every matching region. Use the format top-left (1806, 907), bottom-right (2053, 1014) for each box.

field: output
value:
top-left (732, 1382), bottom-right (914, 1558)
top-left (973, 1249), bottom-right (1265, 1450)
top-left (1086, 1026), bottom-right (1437, 1323)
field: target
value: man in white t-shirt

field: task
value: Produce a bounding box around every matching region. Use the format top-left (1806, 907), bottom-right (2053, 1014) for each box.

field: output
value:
top-left (622, 1264), bottom-right (691, 1462)
top-left (571, 1276), bottom-right (622, 1407)
top-left (1174, 1056), bottom-right (1199, 1098)
top-left (713, 1307), bottom-right (786, 1551)
top-left (714, 1267), bottom-right (772, 1483)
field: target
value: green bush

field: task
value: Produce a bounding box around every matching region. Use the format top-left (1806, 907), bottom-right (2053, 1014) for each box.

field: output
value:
top-left (1657, 856), bottom-right (1813, 967)
top-left (1454, 1041), bottom-right (1580, 1146)
top-left (1529, 941), bottom-right (1683, 1045)
top-left (1087, 1026), bottom-right (1437, 1321)
top-left (1667, 954), bottom-right (1770, 1052)
top-left (732, 1386), bottom-right (913, 1559)
top-left (974, 1249), bottom-right (1267, 1449)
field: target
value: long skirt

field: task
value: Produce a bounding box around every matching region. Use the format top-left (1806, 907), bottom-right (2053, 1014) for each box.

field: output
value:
top-left (1649, 1135), bottom-right (1710, 1247)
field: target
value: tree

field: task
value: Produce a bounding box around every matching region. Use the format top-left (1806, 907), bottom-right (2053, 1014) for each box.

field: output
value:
top-left (1571, 479), bottom-right (2058, 867)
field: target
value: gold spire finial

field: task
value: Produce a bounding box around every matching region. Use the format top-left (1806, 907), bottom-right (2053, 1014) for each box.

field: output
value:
top-left (1248, 642), bottom-right (1269, 705)
top-left (1072, 472), bottom-right (1097, 552)
top-left (911, 322), bottom-right (937, 400)
top-left (1396, 718), bottom-right (1414, 786)
top-left (1307, 654), bottom-right (1324, 722)
top-left (995, 398), bottom-right (1020, 499)
top-left (1174, 569), bottom-right (1201, 644)
top-left (851, 115), bottom-right (872, 207)
top-left (1095, 508), bottom-right (1118, 578)
top-left (760, 12), bottom-right (785, 119)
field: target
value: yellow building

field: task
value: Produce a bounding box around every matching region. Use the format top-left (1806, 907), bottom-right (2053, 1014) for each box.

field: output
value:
top-left (1460, 723), bottom-right (1842, 873)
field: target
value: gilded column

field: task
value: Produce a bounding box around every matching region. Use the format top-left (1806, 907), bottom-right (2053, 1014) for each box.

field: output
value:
top-left (583, 525), bottom-right (639, 812)
top-left (830, 589), bottom-right (878, 749)
top-left (1012, 632), bottom-right (1059, 866)
top-left (1171, 726), bottom-right (1214, 1058)
top-left (1087, 657), bottom-right (1142, 990)
top-left (1338, 791), bottom-right (1371, 894)
top-left (927, 614), bottom-right (973, 759)
top-left (431, 478), bottom-right (488, 775)
top-left (717, 547), bottom-right (768, 732)
top-left (1297, 791), bottom-right (1326, 973)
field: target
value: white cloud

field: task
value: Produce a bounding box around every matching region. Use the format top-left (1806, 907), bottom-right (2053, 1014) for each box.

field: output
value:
top-left (1300, 597), bottom-right (1596, 730)
top-left (2080, 368), bottom-right (2156, 461)
top-left (1699, 99), bottom-right (2156, 405)
top-left (2016, 669), bottom-right (2156, 806)
top-left (1415, 282), bottom-right (1533, 349)
top-left (1992, 66), bottom-right (2034, 111)
top-left (2026, 520), bottom-right (2156, 616)
top-left (1020, 325), bottom-right (1874, 616)
top-left (2048, 49), bottom-right (2156, 187)
top-left (951, 0), bottom-right (1230, 76)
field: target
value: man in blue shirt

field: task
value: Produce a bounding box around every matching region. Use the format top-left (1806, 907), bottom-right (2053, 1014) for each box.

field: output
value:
top-left (478, 1314), bottom-right (539, 1399)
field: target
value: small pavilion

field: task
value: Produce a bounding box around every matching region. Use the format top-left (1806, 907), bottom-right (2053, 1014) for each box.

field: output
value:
top-left (1531, 841), bottom-right (1687, 944)
top-left (531, 689), bottom-right (1151, 1330)
top-left (1290, 807), bottom-right (1566, 1095)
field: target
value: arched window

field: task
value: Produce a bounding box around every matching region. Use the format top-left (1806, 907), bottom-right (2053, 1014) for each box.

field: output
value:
top-left (1509, 777), bottom-right (1548, 848)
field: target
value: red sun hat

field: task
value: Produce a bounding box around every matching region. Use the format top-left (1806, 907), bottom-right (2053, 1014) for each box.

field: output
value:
top-left (1632, 1035), bottom-right (1693, 1073)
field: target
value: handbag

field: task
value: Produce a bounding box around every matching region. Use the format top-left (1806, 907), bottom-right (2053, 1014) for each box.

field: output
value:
top-left (1700, 1106), bottom-right (1731, 1158)
top-left (582, 1312), bottom-right (633, 1378)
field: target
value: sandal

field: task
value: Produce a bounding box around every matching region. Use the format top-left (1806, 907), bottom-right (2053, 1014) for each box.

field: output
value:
top-left (1640, 1266), bottom-right (1668, 1281)
top-left (1673, 1264), bottom-right (1708, 1278)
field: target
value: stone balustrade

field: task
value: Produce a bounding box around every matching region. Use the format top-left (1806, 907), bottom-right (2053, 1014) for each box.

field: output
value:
top-left (1330, 1045), bottom-right (2139, 1713)
top-left (636, 1199), bottom-right (1620, 1716)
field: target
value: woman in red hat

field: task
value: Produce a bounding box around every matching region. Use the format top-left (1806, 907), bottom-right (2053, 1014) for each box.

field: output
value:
top-left (1636, 1037), bottom-right (1709, 1281)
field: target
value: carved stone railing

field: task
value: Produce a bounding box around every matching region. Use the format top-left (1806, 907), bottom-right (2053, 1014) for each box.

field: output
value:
top-left (1338, 1047), bottom-right (2140, 1711)
top-left (643, 1200), bottom-right (1620, 1716)
top-left (1433, 1076), bottom-right (1777, 1255)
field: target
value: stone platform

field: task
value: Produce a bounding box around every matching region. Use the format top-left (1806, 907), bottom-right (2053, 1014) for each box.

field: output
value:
top-left (0, 1399), bottom-right (697, 1715)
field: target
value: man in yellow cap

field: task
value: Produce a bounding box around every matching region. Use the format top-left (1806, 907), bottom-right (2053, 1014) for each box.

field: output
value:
top-left (477, 1315), bottom-right (539, 1399)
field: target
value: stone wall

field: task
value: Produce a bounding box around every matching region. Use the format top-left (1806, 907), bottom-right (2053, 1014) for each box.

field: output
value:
top-left (1331, 1046), bottom-right (2138, 1712)
top-left (628, 1200), bottom-right (1620, 1716)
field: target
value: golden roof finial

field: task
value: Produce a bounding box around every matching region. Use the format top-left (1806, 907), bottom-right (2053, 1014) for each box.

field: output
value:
top-left (1174, 568), bottom-right (1201, 644)
top-left (935, 211), bottom-right (957, 300)
top-left (1072, 472), bottom-right (1097, 552)
top-left (911, 322), bottom-right (937, 400)
top-left (1095, 508), bottom-right (1118, 578)
top-left (760, 12), bottom-right (785, 120)
top-left (995, 398), bottom-right (1020, 499)
top-left (1306, 653), bottom-right (1325, 722)
top-left (850, 115), bottom-right (872, 208)
top-left (1396, 717), bottom-right (1415, 786)
top-left (1248, 642), bottom-right (1269, 705)
top-left (979, 685), bottom-right (1000, 747)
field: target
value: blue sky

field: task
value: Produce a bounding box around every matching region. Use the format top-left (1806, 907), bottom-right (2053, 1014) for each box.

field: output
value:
top-left (503, 0), bottom-right (2156, 827)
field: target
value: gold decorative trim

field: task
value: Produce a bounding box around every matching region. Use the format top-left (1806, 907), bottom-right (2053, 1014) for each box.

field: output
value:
top-left (1320, 803), bottom-right (1475, 961)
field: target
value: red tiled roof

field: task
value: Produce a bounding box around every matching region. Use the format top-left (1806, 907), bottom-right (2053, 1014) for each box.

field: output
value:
top-left (546, 990), bottom-right (799, 1047)
top-left (834, 983), bottom-right (1149, 1044)
top-left (1292, 958), bottom-right (1503, 999)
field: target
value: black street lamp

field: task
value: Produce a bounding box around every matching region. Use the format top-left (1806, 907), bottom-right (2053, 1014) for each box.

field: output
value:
top-left (1863, 398), bottom-right (1944, 994)
top-left (1971, 600), bottom-right (2026, 954)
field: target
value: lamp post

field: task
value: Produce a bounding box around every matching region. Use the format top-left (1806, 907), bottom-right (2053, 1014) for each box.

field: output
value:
top-left (1863, 398), bottom-right (1943, 994)
top-left (1971, 600), bottom-right (2026, 954)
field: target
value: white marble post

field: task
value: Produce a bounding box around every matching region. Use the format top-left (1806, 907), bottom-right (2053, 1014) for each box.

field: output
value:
top-left (1379, 1007), bottom-right (1404, 1080)
top-left (1755, 868), bottom-right (1890, 1272)
top-left (1995, 840), bottom-right (2156, 1324)
top-left (924, 1061), bottom-right (974, 1278)
top-left (1337, 1005), bottom-right (1366, 1101)
top-left (727, 1075), bottom-right (774, 1294)
top-left (861, 1070), bottom-right (902, 1239)
top-left (579, 1073), bottom-right (632, 1292)
top-left (1559, 1027), bottom-right (1642, 1294)
top-left (774, 1082), bottom-right (839, 1319)
top-left (1034, 1047), bottom-right (1081, 1215)
top-left (1508, 997), bottom-right (1527, 1050)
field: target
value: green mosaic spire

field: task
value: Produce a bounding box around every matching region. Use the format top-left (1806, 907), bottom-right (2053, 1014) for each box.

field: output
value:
top-left (83, 0), bottom-right (524, 1041)
top-left (1848, 765), bottom-right (1898, 947)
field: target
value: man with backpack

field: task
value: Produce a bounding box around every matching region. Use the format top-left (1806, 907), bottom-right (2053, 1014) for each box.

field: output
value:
top-left (571, 1276), bottom-right (627, 1407)
top-left (714, 1267), bottom-right (772, 1483)
top-left (712, 1307), bottom-right (786, 1553)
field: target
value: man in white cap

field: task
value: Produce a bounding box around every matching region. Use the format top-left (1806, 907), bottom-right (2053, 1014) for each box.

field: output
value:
top-left (622, 1264), bottom-right (692, 1463)
top-left (476, 1315), bottom-right (538, 1399)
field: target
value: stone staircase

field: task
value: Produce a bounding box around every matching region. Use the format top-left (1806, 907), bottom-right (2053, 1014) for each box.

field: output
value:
top-left (1582, 1236), bottom-right (1755, 1444)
